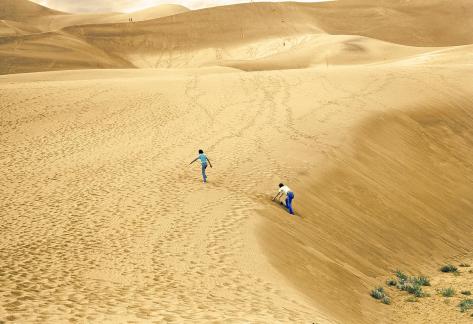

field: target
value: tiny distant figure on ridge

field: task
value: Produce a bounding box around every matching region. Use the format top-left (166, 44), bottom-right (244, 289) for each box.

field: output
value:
top-left (190, 149), bottom-right (212, 183)
top-left (272, 183), bottom-right (295, 215)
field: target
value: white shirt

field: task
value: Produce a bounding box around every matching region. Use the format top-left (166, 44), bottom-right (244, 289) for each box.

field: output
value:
top-left (278, 185), bottom-right (292, 195)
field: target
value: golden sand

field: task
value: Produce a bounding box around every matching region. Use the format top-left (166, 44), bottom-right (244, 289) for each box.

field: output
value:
top-left (1, 0), bottom-right (472, 323)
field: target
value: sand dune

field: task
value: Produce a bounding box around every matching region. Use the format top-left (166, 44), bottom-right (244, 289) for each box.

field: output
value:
top-left (0, 0), bottom-right (61, 20)
top-left (0, 19), bottom-right (41, 36)
top-left (29, 4), bottom-right (190, 32)
top-left (0, 32), bottom-right (132, 75)
top-left (220, 34), bottom-right (440, 71)
top-left (0, 0), bottom-right (189, 36)
top-left (308, 0), bottom-right (473, 46)
top-left (117, 4), bottom-right (189, 21)
top-left (395, 44), bottom-right (473, 65)
top-left (1, 1), bottom-right (472, 74)
top-left (1, 64), bottom-right (472, 324)
top-left (258, 65), bottom-right (473, 323)
top-left (1, 1), bottom-right (472, 323)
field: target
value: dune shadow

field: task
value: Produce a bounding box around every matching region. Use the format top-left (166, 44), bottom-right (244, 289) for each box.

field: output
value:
top-left (257, 101), bottom-right (473, 323)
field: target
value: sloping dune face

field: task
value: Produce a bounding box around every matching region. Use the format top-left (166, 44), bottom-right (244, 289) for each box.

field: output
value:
top-left (259, 68), bottom-right (473, 322)
top-left (0, 19), bottom-right (41, 36)
top-left (1, 65), bottom-right (471, 324)
top-left (62, 1), bottom-right (473, 69)
top-left (0, 32), bottom-right (133, 74)
top-left (61, 3), bottom-right (324, 69)
top-left (0, 1), bottom-right (190, 74)
top-left (28, 4), bottom-right (190, 32)
top-left (1, 0), bottom-right (473, 74)
top-left (302, 0), bottom-right (473, 46)
top-left (0, 0), bottom-right (61, 20)
top-left (117, 4), bottom-right (190, 21)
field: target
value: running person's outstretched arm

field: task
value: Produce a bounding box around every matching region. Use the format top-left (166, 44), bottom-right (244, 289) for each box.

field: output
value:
top-left (272, 192), bottom-right (282, 201)
top-left (189, 157), bottom-right (198, 165)
top-left (206, 157), bottom-right (213, 168)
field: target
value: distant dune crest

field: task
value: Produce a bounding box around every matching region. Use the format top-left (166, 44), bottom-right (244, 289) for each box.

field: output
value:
top-left (0, 0), bottom-right (472, 74)
top-left (0, 0), bottom-right (62, 19)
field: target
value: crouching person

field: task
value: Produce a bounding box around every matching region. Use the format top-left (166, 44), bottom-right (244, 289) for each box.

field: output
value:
top-left (272, 183), bottom-right (295, 215)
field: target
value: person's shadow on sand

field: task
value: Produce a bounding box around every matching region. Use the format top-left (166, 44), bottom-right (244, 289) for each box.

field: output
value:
top-left (272, 199), bottom-right (301, 217)
top-left (253, 193), bottom-right (302, 217)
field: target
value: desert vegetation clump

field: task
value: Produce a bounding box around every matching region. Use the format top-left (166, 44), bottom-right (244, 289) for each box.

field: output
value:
top-left (393, 271), bottom-right (430, 297)
top-left (381, 296), bottom-right (391, 305)
top-left (371, 287), bottom-right (391, 305)
top-left (440, 264), bottom-right (458, 273)
top-left (411, 276), bottom-right (431, 286)
top-left (440, 287), bottom-right (455, 297)
top-left (459, 299), bottom-right (473, 313)
top-left (371, 287), bottom-right (385, 300)
top-left (401, 283), bottom-right (426, 297)
top-left (459, 263), bottom-right (471, 267)
top-left (386, 278), bottom-right (397, 286)
top-left (461, 291), bottom-right (471, 296)
top-left (395, 270), bottom-right (408, 282)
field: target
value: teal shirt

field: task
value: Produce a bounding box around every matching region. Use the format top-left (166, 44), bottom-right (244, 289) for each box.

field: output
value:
top-left (198, 153), bottom-right (207, 165)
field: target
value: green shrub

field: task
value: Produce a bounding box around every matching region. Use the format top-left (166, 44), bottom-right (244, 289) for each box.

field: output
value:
top-left (410, 285), bottom-right (425, 297)
top-left (441, 287), bottom-right (455, 297)
top-left (402, 283), bottom-right (425, 297)
top-left (461, 291), bottom-right (471, 296)
top-left (406, 296), bottom-right (418, 302)
top-left (440, 264), bottom-right (458, 273)
top-left (371, 287), bottom-right (385, 300)
top-left (395, 270), bottom-right (408, 283)
top-left (459, 299), bottom-right (473, 313)
top-left (391, 271), bottom-right (430, 298)
top-left (381, 296), bottom-right (391, 305)
top-left (371, 287), bottom-right (391, 305)
top-left (412, 276), bottom-right (430, 286)
top-left (386, 278), bottom-right (397, 286)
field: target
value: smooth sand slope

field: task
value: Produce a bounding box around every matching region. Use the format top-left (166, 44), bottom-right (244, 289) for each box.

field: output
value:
top-left (0, 0), bottom-right (60, 20)
top-left (1, 1), bottom-right (473, 323)
top-left (0, 19), bottom-right (41, 36)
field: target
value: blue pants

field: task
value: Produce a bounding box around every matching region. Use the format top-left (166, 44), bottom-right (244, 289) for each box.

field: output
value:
top-left (201, 163), bottom-right (208, 182)
top-left (286, 192), bottom-right (294, 214)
